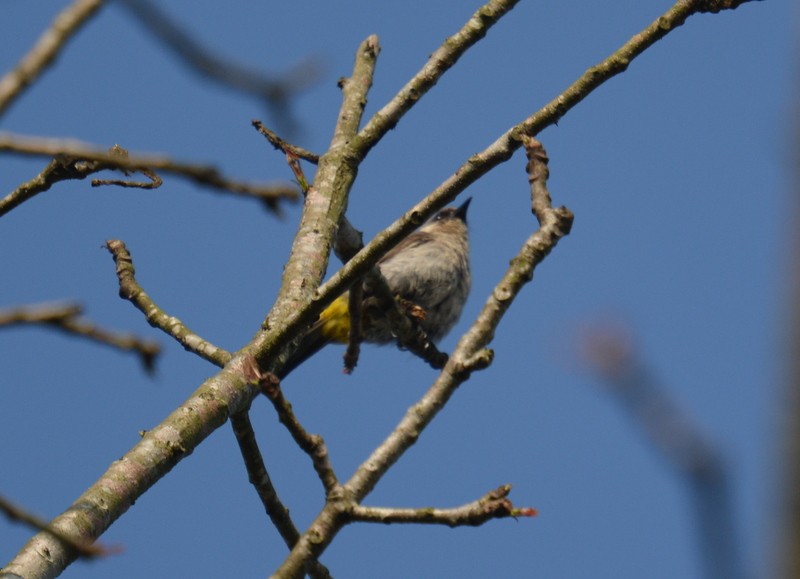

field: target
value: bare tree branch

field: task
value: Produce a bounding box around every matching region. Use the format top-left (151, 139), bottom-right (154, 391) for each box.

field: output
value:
top-left (357, 0), bottom-right (520, 155)
top-left (259, 374), bottom-right (339, 494)
top-left (253, 119), bottom-right (320, 164)
top-left (117, 0), bottom-right (322, 134)
top-left (0, 302), bottom-right (83, 325)
top-left (105, 240), bottom-right (230, 367)
top-left (582, 323), bottom-right (745, 579)
top-left (230, 413), bottom-right (334, 579)
top-left (0, 493), bottom-right (120, 560)
top-left (350, 485), bottom-right (536, 527)
top-left (0, 301), bottom-right (160, 373)
top-left (0, 133), bottom-right (299, 216)
top-left (104, 239), bottom-right (331, 577)
top-left (252, 35), bottom-right (380, 373)
top-left (0, 0), bottom-right (104, 118)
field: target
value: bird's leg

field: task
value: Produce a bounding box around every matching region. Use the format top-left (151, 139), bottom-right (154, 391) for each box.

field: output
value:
top-left (396, 297), bottom-right (427, 323)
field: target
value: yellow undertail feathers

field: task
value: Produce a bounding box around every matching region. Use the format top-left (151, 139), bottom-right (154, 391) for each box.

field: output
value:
top-left (318, 295), bottom-right (352, 344)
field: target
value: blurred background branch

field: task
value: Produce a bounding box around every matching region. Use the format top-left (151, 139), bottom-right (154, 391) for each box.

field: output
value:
top-left (0, 301), bottom-right (161, 374)
top-left (116, 0), bottom-right (324, 136)
top-left (582, 322), bottom-right (745, 579)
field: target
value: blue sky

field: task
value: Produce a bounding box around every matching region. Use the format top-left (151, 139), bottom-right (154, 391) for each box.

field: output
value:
top-left (0, 1), bottom-right (794, 578)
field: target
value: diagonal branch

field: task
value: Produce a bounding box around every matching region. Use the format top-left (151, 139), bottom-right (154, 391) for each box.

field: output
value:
top-left (104, 239), bottom-right (334, 577)
top-left (105, 239), bottom-right (230, 367)
top-left (357, 0), bottom-right (520, 155)
top-left (259, 374), bottom-right (339, 494)
top-left (0, 0), bottom-right (104, 118)
top-left (582, 324), bottom-right (744, 579)
top-left (0, 493), bottom-right (120, 560)
top-left (229, 413), bottom-right (333, 579)
top-left (252, 119), bottom-right (320, 164)
top-left (117, 0), bottom-right (322, 134)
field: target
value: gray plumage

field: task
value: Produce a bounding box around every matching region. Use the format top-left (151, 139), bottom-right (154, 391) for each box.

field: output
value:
top-left (363, 199), bottom-right (471, 343)
top-left (281, 198), bottom-right (472, 376)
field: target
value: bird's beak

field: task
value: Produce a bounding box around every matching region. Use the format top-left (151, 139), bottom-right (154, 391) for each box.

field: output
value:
top-left (454, 197), bottom-right (472, 223)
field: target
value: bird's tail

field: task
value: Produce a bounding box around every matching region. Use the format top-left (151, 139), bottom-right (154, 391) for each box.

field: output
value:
top-left (278, 294), bottom-right (351, 378)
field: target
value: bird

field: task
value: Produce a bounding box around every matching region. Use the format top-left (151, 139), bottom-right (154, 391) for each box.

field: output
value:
top-left (281, 197), bottom-right (472, 377)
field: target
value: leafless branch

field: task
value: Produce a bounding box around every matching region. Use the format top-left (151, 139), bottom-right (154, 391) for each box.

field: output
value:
top-left (105, 239), bottom-right (230, 367)
top-left (350, 485), bottom-right (536, 527)
top-left (357, 0), bottom-right (521, 156)
top-left (0, 0), bottom-right (104, 118)
top-left (117, 0), bottom-right (323, 134)
top-left (253, 119), bottom-right (320, 164)
top-left (259, 373), bottom-right (339, 494)
top-left (103, 240), bottom-right (330, 574)
top-left (1, 150), bottom-right (153, 218)
top-left (0, 301), bottom-right (160, 373)
top-left (0, 133), bottom-right (299, 215)
top-left (230, 413), bottom-right (333, 579)
top-left (253, 35), bottom-right (380, 375)
top-left (0, 493), bottom-right (120, 560)
top-left (582, 323), bottom-right (745, 579)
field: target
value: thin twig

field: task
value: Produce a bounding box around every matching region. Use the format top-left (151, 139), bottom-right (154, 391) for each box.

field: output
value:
top-left (55, 315), bottom-right (161, 374)
top-left (253, 120), bottom-right (320, 164)
top-left (230, 413), bottom-right (333, 579)
top-left (259, 373), bottom-right (339, 495)
top-left (117, 0), bottom-right (322, 134)
top-left (0, 493), bottom-right (120, 559)
top-left (0, 302), bottom-right (83, 325)
top-left (0, 0), bottom-right (104, 118)
top-left (1, 155), bottom-right (116, 218)
top-left (105, 239), bottom-right (230, 367)
top-left (90, 145), bottom-right (162, 188)
top-left (0, 301), bottom-right (161, 373)
top-left (0, 133), bottom-right (299, 215)
top-left (350, 485), bottom-right (536, 526)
